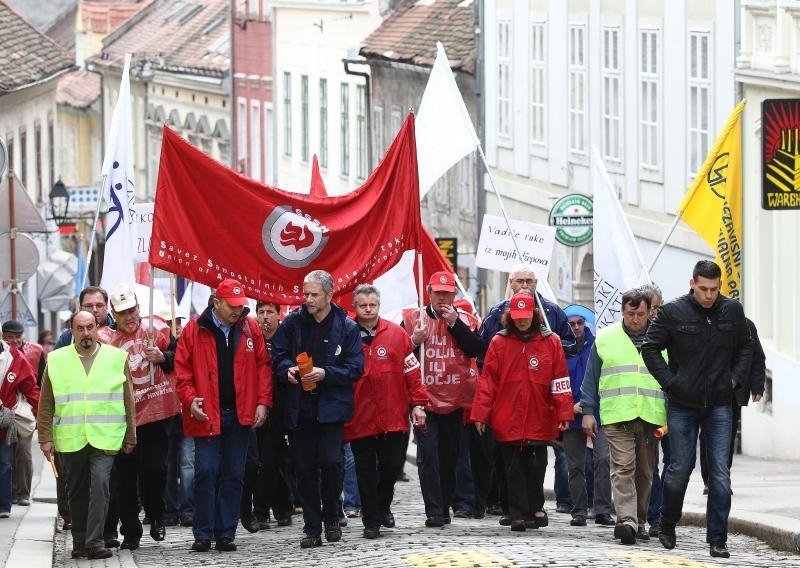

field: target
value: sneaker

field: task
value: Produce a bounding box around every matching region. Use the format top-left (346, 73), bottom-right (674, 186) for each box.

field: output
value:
top-left (570, 515), bottom-right (587, 526)
top-left (214, 538), bottom-right (237, 552)
top-left (191, 539), bottom-right (211, 552)
top-left (614, 523), bottom-right (637, 545)
top-left (595, 513), bottom-right (615, 526)
top-left (555, 503), bottom-right (571, 514)
top-left (636, 526), bottom-right (650, 541)
top-left (300, 534), bottom-right (323, 548)
top-left (710, 542), bottom-right (730, 558)
top-left (324, 519), bottom-right (341, 542)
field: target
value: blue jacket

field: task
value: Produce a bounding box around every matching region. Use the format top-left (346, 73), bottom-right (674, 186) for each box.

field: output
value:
top-left (567, 328), bottom-right (595, 429)
top-left (271, 302), bottom-right (363, 428)
top-left (477, 293), bottom-right (576, 371)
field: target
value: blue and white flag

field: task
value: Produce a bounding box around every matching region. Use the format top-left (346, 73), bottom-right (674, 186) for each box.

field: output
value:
top-left (100, 54), bottom-right (138, 294)
top-left (591, 147), bottom-right (651, 328)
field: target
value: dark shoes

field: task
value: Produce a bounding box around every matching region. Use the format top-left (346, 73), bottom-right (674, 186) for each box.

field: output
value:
top-left (324, 519), bottom-right (342, 542)
top-left (498, 516), bottom-right (512, 526)
top-left (595, 513), bottom-right (615, 526)
top-left (636, 526), bottom-right (650, 541)
top-left (533, 511), bottom-right (548, 528)
top-left (191, 539), bottom-right (211, 552)
top-left (555, 503), bottom-right (571, 514)
top-left (257, 518), bottom-right (272, 530)
top-left (486, 504), bottom-right (504, 516)
top-left (215, 538), bottom-right (237, 552)
top-left (363, 526), bottom-right (380, 539)
top-left (658, 527), bottom-right (677, 550)
top-left (105, 537), bottom-right (120, 548)
top-left (241, 514), bottom-right (260, 533)
top-left (86, 546), bottom-right (113, 560)
top-left (382, 512), bottom-right (395, 528)
top-left (62, 521), bottom-right (72, 531)
top-left (510, 520), bottom-right (526, 532)
top-left (570, 515), bottom-right (587, 526)
top-left (472, 506), bottom-right (486, 519)
top-left (70, 544), bottom-right (87, 559)
top-left (300, 534), bottom-right (323, 548)
top-left (425, 516), bottom-right (447, 527)
top-left (710, 542), bottom-right (730, 558)
top-left (120, 538), bottom-right (140, 550)
top-left (614, 523), bottom-right (637, 545)
top-left (179, 515), bottom-right (194, 527)
top-left (150, 519), bottom-right (166, 541)
top-left (453, 509), bottom-right (471, 518)
top-left (276, 515), bottom-right (292, 527)
top-left (648, 522), bottom-right (661, 537)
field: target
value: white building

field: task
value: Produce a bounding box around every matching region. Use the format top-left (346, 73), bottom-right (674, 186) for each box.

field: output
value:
top-left (482, 0), bottom-right (735, 307)
top-left (736, 1), bottom-right (800, 460)
top-left (271, 0), bottom-right (387, 195)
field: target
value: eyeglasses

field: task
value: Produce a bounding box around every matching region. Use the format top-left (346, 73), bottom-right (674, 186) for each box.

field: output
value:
top-left (568, 320), bottom-right (585, 327)
top-left (81, 303), bottom-right (106, 310)
top-left (511, 278), bottom-right (536, 286)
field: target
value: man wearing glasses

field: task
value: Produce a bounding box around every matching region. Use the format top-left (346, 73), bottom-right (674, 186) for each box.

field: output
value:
top-left (54, 287), bottom-right (116, 349)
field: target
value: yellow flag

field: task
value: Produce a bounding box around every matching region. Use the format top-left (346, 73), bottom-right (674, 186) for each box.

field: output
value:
top-left (678, 100), bottom-right (744, 301)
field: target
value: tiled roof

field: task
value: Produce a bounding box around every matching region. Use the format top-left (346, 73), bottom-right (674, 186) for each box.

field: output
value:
top-left (88, 0), bottom-right (230, 78)
top-left (0, 1), bottom-right (74, 94)
top-left (360, 0), bottom-right (475, 74)
top-left (56, 69), bottom-right (101, 109)
top-left (79, 1), bottom-right (147, 34)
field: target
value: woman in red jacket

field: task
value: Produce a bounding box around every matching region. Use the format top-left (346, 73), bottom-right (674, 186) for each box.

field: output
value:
top-left (472, 292), bottom-right (573, 532)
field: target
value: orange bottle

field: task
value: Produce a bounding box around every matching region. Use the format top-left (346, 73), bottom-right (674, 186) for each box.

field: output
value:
top-left (296, 352), bottom-right (315, 392)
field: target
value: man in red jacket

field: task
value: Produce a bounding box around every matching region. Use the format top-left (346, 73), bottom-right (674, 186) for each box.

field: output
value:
top-left (344, 285), bottom-right (428, 539)
top-left (175, 278), bottom-right (271, 553)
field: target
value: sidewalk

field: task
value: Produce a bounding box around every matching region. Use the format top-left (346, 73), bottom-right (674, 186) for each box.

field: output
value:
top-left (408, 438), bottom-right (800, 554)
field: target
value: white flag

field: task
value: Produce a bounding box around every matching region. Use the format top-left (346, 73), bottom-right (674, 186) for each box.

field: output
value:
top-left (591, 147), bottom-right (651, 329)
top-left (100, 54), bottom-right (138, 294)
top-left (416, 42), bottom-right (479, 198)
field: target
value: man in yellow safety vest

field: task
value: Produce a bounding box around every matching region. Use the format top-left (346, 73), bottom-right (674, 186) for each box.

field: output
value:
top-left (37, 311), bottom-right (136, 560)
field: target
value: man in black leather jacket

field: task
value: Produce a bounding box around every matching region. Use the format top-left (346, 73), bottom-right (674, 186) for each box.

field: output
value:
top-left (641, 260), bottom-right (752, 559)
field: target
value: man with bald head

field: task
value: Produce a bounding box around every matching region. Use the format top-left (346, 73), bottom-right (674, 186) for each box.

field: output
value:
top-left (37, 311), bottom-right (136, 560)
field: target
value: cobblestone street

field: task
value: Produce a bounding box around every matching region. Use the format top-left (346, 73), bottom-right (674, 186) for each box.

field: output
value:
top-left (54, 463), bottom-right (799, 568)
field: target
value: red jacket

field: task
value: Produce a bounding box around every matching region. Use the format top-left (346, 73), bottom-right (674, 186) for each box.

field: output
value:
top-left (0, 341), bottom-right (40, 441)
top-left (471, 330), bottom-right (573, 443)
top-left (344, 319), bottom-right (427, 442)
top-left (175, 309), bottom-right (271, 437)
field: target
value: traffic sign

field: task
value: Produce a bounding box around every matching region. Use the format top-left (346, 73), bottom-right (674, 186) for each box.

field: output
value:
top-left (0, 232), bottom-right (40, 282)
top-left (0, 291), bottom-right (37, 326)
top-left (0, 172), bottom-right (47, 233)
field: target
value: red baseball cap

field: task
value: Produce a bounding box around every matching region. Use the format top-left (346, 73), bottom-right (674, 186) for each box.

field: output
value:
top-left (216, 278), bottom-right (248, 307)
top-left (429, 271), bottom-right (456, 292)
top-left (509, 292), bottom-right (536, 320)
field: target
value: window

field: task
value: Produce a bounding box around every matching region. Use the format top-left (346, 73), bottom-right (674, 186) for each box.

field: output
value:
top-left (640, 29), bottom-right (662, 174)
top-left (389, 106), bottom-right (402, 136)
top-left (458, 154), bottom-right (474, 214)
top-left (283, 72), bottom-right (291, 157)
top-left (250, 101), bottom-right (261, 181)
top-left (497, 18), bottom-right (512, 142)
top-left (34, 122), bottom-right (42, 202)
top-left (602, 26), bottom-right (623, 164)
top-left (529, 21), bottom-right (546, 148)
top-left (6, 137), bottom-right (13, 173)
top-left (356, 85), bottom-right (367, 180)
top-left (48, 117), bottom-right (54, 190)
top-left (301, 75), bottom-right (309, 162)
top-left (340, 83), bottom-right (349, 176)
top-left (371, 105), bottom-right (384, 167)
top-left (569, 24), bottom-right (587, 157)
top-left (19, 128), bottom-right (27, 189)
top-left (319, 79), bottom-right (328, 168)
top-left (689, 31), bottom-right (711, 177)
top-left (237, 98), bottom-right (247, 162)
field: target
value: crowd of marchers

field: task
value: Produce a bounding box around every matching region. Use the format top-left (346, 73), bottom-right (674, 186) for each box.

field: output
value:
top-left (0, 259), bottom-right (762, 560)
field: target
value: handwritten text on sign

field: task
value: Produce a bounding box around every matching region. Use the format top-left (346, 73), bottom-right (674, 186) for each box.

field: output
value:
top-left (133, 202), bottom-right (154, 263)
top-left (475, 214), bottom-right (556, 279)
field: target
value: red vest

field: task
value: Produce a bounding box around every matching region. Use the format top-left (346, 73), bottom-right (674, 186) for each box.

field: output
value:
top-left (99, 318), bottom-right (180, 426)
top-left (403, 308), bottom-right (479, 414)
top-left (21, 342), bottom-right (43, 376)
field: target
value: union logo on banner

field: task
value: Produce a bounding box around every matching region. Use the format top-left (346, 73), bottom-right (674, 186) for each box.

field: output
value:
top-left (762, 99), bottom-right (800, 210)
top-left (262, 205), bottom-right (329, 268)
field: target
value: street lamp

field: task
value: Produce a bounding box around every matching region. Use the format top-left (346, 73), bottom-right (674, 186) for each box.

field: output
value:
top-left (48, 178), bottom-right (73, 228)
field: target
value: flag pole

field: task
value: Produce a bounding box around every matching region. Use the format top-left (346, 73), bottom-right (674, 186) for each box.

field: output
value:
top-left (169, 272), bottom-right (177, 337)
top-left (648, 214), bottom-right (682, 272)
top-left (80, 175), bottom-right (106, 291)
top-left (148, 264), bottom-right (156, 386)
top-left (476, 145), bottom-right (552, 331)
top-left (416, 253), bottom-right (425, 373)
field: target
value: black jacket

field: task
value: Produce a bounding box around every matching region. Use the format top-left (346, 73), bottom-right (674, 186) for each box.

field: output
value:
top-left (736, 318), bottom-right (765, 406)
top-left (641, 292), bottom-right (753, 408)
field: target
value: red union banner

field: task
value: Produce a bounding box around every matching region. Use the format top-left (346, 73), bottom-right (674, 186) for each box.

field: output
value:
top-left (149, 114), bottom-right (422, 303)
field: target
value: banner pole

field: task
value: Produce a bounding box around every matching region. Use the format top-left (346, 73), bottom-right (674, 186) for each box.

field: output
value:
top-left (417, 253), bottom-right (425, 372)
top-left (648, 213), bottom-right (683, 273)
top-left (169, 272), bottom-right (177, 337)
top-left (81, 175), bottom-right (106, 291)
top-left (148, 265), bottom-right (156, 386)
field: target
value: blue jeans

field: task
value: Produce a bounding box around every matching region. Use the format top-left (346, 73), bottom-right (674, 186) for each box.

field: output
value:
top-left (193, 408), bottom-right (250, 541)
top-left (554, 448), bottom-right (571, 507)
top-left (342, 443), bottom-right (360, 511)
top-left (0, 442), bottom-right (13, 513)
top-left (165, 417), bottom-right (195, 520)
top-left (647, 436), bottom-right (670, 525)
top-left (661, 402), bottom-right (732, 543)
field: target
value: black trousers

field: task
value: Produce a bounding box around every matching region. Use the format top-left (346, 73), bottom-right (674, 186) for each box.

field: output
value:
top-left (500, 443), bottom-right (548, 522)
top-left (113, 419), bottom-right (170, 540)
top-left (469, 425), bottom-right (495, 513)
top-left (254, 426), bottom-right (293, 520)
top-left (414, 409), bottom-right (463, 518)
top-left (350, 431), bottom-right (407, 529)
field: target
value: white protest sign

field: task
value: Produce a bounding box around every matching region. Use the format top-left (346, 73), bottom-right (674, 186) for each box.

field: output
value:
top-left (133, 202), bottom-right (154, 262)
top-left (475, 214), bottom-right (556, 279)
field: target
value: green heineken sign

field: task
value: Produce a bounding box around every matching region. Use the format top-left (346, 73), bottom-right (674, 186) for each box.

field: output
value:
top-left (549, 194), bottom-right (593, 247)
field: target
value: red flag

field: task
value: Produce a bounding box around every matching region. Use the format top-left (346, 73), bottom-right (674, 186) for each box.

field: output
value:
top-left (309, 154), bottom-right (327, 198)
top-left (149, 114), bottom-right (422, 304)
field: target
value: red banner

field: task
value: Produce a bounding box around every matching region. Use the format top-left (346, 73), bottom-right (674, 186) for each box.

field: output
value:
top-left (150, 115), bottom-right (422, 303)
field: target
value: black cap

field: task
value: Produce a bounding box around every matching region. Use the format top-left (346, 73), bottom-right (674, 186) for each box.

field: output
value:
top-left (2, 320), bottom-right (24, 334)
